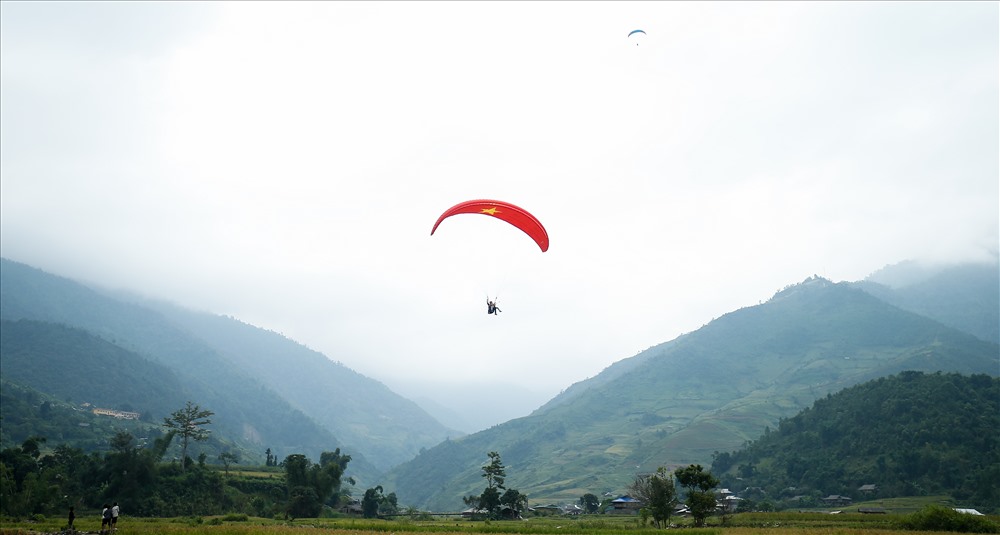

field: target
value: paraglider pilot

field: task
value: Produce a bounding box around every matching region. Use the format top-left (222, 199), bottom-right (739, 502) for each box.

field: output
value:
top-left (487, 298), bottom-right (501, 315)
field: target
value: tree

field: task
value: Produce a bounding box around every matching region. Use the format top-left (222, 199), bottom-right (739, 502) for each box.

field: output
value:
top-left (482, 451), bottom-right (506, 491)
top-left (316, 449), bottom-right (352, 507)
top-left (287, 485), bottom-right (321, 518)
top-left (383, 491), bottom-right (399, 516)
top-left (630, 467), bottom-right (676, 528)
top-left (647, 467), bottom-right (677, 528)
top-left (628, 473), bottom-right (656, 505)
top-left (579, 493), bottom-right (600, 513)
top-left (500, 488), bottom-right (527, 519)
top-left (674, 464), bottom-right (719, 526)
top-left (282, 451), bottom-right (352, 517)
top-left (479, 487), bottom-right (501, 519)
top-left (479, 452), bottom-right (507, 519)
top-left (162, 401), bottom-right (214, 472)
top-left (362, 485), bottom-right (385, 518)
top-left (218, 451), bottom-right (239, 477)
top-left (462, 494), bottom-right (481, 513)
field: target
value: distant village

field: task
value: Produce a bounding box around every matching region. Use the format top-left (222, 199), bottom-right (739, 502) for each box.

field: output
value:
top-left (80, 402), bottom-right (140, 420)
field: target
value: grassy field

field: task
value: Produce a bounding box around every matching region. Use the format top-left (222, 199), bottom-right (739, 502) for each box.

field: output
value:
top-left (2, 508), bottom-right (998, 535)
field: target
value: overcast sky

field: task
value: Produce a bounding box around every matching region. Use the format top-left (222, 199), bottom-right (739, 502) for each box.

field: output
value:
top-left (2, 2), bottom-right (997, 430)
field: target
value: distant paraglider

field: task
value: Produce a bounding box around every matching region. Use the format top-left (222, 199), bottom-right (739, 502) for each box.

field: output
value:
top-left (431, 199), bottom-right (549, 252)
top-left (628, 29), bottom-right (646, 45)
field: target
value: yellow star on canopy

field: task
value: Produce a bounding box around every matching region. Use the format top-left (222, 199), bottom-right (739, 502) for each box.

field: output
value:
top-left (480, 207), bottom-right (500, 215)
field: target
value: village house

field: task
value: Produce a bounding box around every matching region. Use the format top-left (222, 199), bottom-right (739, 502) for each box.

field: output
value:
top-left (608, 495), bottom-right (642, 514)
top-left (339, 499), bottom-right (363, 515)
top-left (821, 495), bottom-right (853, 507)
top-left (718, 495), bottom-right (743, 513)
top-left (857, 484), bottom-right (877, 497)
top-left (530, 504), bottom-right (562, 516)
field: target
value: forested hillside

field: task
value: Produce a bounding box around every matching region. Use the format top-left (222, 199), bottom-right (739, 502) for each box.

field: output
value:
top-left (0, 378), bottom-right (172, 454)
top-left (1, 319), bottom-right (187, 424)
top-left (711, 371), bottom-right (1000, 512)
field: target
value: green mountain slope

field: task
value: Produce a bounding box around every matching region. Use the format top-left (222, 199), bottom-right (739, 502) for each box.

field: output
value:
top-left (0, 377), bottom-right (172, 453)
top-left (384, 277), bottom-right (1000, 511)
top-left (711, 372), bottom-right (1000, 512)
top-left (1, 319), bottom-right (187, 419)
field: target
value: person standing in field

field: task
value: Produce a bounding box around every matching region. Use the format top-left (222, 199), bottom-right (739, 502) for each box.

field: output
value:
top-left (111, 502), bottom-right (120, 531)
top-left (100, 504), bottom-right (111, 533)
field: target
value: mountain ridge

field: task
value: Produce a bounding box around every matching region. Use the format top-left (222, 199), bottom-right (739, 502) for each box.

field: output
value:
top-left (383, 275), bottom-right (999, 510)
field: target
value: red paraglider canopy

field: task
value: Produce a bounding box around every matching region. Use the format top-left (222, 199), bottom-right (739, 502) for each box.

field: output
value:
top-left (431, 199), bottom-right (549, 252)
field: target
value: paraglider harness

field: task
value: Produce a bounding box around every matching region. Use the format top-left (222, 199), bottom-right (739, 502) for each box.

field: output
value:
top-left (487, 297), bottom-right (501, 315)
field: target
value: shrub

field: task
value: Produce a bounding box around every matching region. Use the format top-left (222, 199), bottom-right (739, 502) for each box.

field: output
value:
top-left (897, 505), bottom-right (999, 533)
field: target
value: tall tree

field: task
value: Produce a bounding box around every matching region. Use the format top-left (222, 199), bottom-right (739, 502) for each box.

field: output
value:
top-left (362, 485), bottom-right (385, 518)
top-left (482, 451), bottom-right (506, 491)
top-left (282, 451), bottom-right (352, 517)
top-left (630, 467), bottom-right (676, 528)
top-left (162, 401), bottom-right (214, 472)
top-left (318, 449), bottom-right (352, 507)
top-left (218, 451), bottom-right (239, 477)
top-left (647, 467), bottom-right (677, 528)
top-left (579, 493), bottom-right (600, 513)
top-left (479, 451), bottom-right (507, 519)
top-left (674, 464), bottom-right (718, 527)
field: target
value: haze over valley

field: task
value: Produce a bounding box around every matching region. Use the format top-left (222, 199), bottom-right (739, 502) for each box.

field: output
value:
top-left (2, 256), bottom-right (996, 508)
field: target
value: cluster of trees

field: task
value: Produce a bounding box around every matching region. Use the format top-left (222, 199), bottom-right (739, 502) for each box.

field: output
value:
top-left (361, 485), bottom-right (398, 518)
top-left (627, 464), bottom-right (719, 527)
top-left (283, 450), bottom-right (353, 517)
top-left (0, 401), bottom-right (354, 519)
top-left (462, 452), bottom-right (528, 520)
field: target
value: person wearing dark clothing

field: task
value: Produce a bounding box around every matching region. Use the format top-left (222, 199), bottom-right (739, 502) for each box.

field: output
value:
top-left (487, 298), bottom-right (501, 315)
top-left (101, 504), bottom-right (112, 533)
top-left (67, 506), bottom-right (75, 531)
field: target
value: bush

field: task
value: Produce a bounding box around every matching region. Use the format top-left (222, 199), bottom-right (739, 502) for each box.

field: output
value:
top-left (897, 505), bottom-right (999, 533)
top-left (222, 513), bottom-right (249, 521)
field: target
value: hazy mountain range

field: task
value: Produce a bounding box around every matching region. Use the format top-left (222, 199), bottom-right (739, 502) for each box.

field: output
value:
top-left (1, 256), bottom-right (996, 509)
top-left (0, 257), bottom-right (461, 487)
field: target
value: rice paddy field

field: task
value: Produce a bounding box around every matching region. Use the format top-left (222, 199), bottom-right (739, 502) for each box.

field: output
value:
top-left (2, 508), bottom-right (998, 535)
